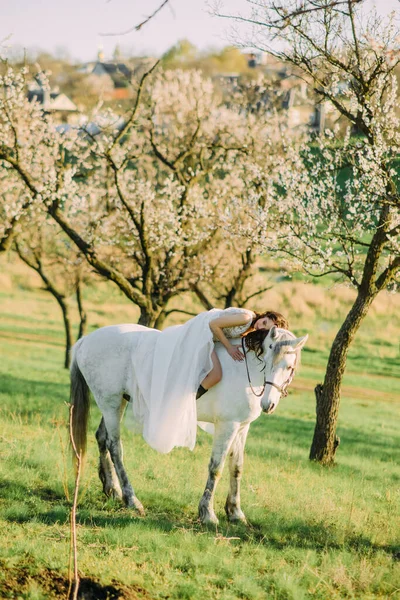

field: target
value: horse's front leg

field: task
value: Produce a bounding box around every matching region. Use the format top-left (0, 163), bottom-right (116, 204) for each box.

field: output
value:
top-left (199, 421), bottom-right (240, 525)
top-left (225, 423), bottom-right (250, 523)
top-left (102, 400), bottom-right (145, 515)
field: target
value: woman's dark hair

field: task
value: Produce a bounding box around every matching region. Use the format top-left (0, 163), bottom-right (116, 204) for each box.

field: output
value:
top-left (244, 311), bottom-right (289, 358)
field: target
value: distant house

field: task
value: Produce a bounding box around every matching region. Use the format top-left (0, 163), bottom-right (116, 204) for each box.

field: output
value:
top-left (91, 62), bottom-right (131, 86)
top-left (27, 84), bottom-right (78, 123)
top-left (78, 50), bottom-right (157, 100)
top-left (239, 54), bottom-right (345, 133)
top-left (78, 49), bottom-right (134, 100)
top-left (80, 61), bottom-right (132, 100)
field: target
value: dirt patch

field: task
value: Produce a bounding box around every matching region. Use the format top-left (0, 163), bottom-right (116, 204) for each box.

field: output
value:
top-left (0, 560), bottom-right (150, 599)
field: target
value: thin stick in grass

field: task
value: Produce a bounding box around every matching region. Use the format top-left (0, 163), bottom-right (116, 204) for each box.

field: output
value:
top-left (68, 404), bottom-right (82, 600)
top-left (56, 415), bottom-right (71, 503)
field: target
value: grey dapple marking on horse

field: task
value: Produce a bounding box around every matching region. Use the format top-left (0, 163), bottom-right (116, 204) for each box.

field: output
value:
top-left (224, 423), bottom-right (250, 523)
top-left (70, 325), bottom-right (307, 524)
top-left (96, 416), bottom-right (123, 500)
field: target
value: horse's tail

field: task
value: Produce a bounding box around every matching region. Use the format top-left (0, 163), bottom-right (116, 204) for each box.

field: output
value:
top-left (70, 340), bottom-right (90, 462)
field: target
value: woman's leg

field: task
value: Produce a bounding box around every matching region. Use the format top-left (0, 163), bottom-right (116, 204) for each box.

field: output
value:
top-left (201, 349), bottom-right (222, 390)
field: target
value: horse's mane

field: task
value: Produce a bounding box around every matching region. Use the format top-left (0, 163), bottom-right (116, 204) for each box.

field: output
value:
top-left (271, 329), bottom-right (301, 369)
top-left (231, 328), bottom-right (301, 370)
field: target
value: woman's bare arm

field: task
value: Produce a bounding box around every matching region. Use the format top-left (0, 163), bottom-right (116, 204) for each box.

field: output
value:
top-left (209, 313), bottom-right (251, 361)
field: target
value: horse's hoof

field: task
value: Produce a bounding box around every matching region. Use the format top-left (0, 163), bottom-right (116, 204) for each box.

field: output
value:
top-left (125, 496), bottom-right (145, 516)
top-left (104, 486), bottom-right (123, 500)
top-left (133, 498), bottom-right (145, 516)
top-left (112, 487), bottom-right (123, 500)
top-left (227, 513), bottom-right (247, 524)
top-left (225, 502), bottom-right (247, 523)
top-left (202, 516), bottom-right (219, 525)
top-left (199, 511), bottom-right (219, 525)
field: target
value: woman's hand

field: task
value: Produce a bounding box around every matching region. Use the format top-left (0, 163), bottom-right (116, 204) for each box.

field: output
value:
top-left (227, 345), bottom-right (244, 362)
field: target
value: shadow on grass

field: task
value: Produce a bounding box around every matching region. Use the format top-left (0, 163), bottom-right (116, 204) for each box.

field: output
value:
top-left (0, 479), bottom-right (66, 502)
top-left (3, 477), bottom-right (399, 560)
top-left (250, 415), bottom-right (400, 465)
top-left (347, 355), bottom-right (400, 378)
top-left (0, 373), bottom-right (67, 398)
top-left (0, 373), bottom-right (68, 418)
top-left (8, 506), bottom-right (400, 560)
top-left (244, 515), bottom-right (400, 559)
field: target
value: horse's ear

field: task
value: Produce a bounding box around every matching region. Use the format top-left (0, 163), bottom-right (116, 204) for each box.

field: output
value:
top-left (290, 334), bottom-right (308, 350)
top-left (270, 326), bottom-right (279, 340)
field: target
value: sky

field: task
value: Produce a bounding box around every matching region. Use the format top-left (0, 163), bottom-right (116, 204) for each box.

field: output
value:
top-left (1, 0), bottom-right (399, 63)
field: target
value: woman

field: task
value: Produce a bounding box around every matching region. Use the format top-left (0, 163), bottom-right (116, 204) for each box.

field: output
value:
top-left (196, 308), bottom-right (289, 398)
top-left (131, 307), bottom-right (289, 454)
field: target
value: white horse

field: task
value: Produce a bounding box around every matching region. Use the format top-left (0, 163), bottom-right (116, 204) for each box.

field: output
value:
top-left (70, 324), bottom-right (308, 524)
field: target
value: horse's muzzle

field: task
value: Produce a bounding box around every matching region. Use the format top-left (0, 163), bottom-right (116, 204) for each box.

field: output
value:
top-left (261, 401), bottom-right (276, 414)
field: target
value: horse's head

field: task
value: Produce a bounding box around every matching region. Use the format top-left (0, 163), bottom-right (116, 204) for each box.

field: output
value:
top-left (260, 326), bottom-right (308, 414)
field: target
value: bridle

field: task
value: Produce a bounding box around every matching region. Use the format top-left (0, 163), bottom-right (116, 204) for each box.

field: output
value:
top-left (242, 338), bottom-right (266, 397)
top-left (241, 337), bottom-right (296, 399)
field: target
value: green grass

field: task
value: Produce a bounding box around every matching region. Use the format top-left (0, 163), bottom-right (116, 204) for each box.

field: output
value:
top-left (0, 271), bottom-right (399, 599)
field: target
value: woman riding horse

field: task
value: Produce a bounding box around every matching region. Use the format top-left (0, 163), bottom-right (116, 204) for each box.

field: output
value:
top-left (128, 307), bottom-right (288, 453)
top-left (197, 309), bottom-right (288, 398)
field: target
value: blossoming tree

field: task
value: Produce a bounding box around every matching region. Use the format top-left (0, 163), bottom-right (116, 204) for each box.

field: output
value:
top-left (0, 65), bottom-right (285, 327)
top-left (0, 67), bottom-right (61, 252)
top-left (156, 73), bottom-right (289, 313)
top-left (15, 215), bottom-right (88, 368)
top-left (233, 0), bottom-right (400, 464)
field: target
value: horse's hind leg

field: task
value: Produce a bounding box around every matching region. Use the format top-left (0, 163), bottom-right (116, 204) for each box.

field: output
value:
top-left (225, 424), bottom-right (250, 523)
top-left (199, 421), bottom-right (240, 525)
top-left (96, 417), bottom-right (122, 500)
top-left (102, 401), bottom-right (145, 515)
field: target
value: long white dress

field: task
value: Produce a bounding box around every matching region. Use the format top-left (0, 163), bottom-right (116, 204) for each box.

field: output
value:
top-left (128, 307), bottom-right (255, 454)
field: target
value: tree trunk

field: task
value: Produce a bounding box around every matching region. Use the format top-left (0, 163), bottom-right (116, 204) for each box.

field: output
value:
top-left (190, 284), bottom-right (214, 310)
top-left (14, 244), bottom-right (74, 368)
top-left (309, 289), bottom-right (376, 464)
top-left (138, 306), bottom-right (162, 328)
top-left (76, 281), bottom-right (87, 340)
top-left (224, 249), bottom-right (255, 308)
top-left (57, 297), bottom-right (73, 369)
top-left (154, 311), bottom-right (167, 330)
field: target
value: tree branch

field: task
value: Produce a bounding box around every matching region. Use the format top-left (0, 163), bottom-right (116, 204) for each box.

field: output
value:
top-left (163, 308), bottom-right (198, 318)
top-left (242, 285), bottom-right (274, 305)
top-left (0, 193), bottom-right (35, 252)
top-left (100, 0), bottom-right (171, 36)
top-left (190, 283), bottom-right (214, 310)
top-left (111, 60), bottom-right (160, 149)
top-left (48, 203), bottom-right (148, 308)
top-left (215, 0), bottom-right (362, 31)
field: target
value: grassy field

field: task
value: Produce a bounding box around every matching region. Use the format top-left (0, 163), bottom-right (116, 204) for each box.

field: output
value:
top-left (0, 259), bottom-right (399, 599)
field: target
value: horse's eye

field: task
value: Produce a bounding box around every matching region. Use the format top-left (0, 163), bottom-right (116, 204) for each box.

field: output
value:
top-left (269, 344), bottom-right (273, 349)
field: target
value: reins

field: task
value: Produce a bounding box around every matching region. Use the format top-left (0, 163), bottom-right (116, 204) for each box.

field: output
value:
top-left (241, 338), bottom-right (296, 399)
top-left (241, 338), bottom-right (266, 397)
